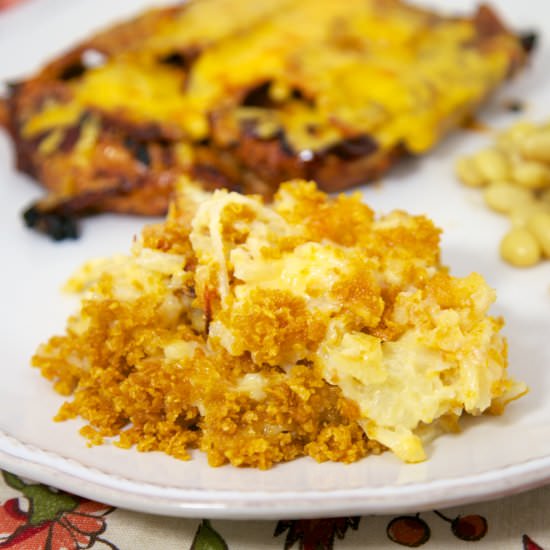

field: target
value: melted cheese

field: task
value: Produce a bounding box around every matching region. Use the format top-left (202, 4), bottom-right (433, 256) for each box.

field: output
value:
top-left (23, 0), bottom-right (520, 156)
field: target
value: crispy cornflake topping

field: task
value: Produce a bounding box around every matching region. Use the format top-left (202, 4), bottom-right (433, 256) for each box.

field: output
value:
top-left (33, 180), bottom-right (526, 467)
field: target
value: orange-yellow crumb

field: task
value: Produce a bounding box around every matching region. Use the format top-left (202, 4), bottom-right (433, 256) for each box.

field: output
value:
top-left (32, 179), bottom-right (526, 468)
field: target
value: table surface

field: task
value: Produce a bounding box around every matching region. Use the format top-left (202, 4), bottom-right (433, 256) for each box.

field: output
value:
top-left (0, 469), bottom-right (547, 549)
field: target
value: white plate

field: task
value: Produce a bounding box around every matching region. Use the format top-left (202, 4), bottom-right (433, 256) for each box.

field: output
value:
top-left (1, 0), bottom-right (550, 520)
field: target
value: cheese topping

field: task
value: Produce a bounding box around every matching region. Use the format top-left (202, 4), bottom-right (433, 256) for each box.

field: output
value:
top-left (23, 0), bottom-right (522, 155)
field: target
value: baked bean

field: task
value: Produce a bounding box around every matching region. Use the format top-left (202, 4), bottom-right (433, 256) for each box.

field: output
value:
top-left (456, 118), bottom-right (550, 267)
top-left (520, 129), bottom-right (550, 163)
top-left (496, 121), bottom-right (536, 151)
top-left (473, 148), bottom-right (510, 182)
top-left (455, 157), bottom-right (485, 187)
top-left (527, 211), bottom-right (550, 257)
top-left (509, 201), bottom-right (544, 227)
top-left (483, 182), bottom-right (532, 213)
top-left (500, 228), bottom-right (541, 267)
top-left (512, 160), bottom-right (550, 189)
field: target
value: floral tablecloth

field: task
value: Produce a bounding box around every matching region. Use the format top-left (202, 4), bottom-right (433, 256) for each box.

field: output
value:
top-left (0, 469), bottom-right (548, 550)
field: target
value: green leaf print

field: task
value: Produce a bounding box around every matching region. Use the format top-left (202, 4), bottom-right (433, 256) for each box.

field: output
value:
top-left (191, 519), bottom-right (229, 550)
top-left (2, 471), bottom-right (78, 525)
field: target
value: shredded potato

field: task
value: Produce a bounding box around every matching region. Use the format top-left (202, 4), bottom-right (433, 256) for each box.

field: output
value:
top-left (33, 180), bottom-right (527, 468)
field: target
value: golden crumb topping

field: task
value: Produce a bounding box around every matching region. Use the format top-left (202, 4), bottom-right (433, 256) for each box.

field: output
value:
top-left (33, 180), bottom-right (526, 467)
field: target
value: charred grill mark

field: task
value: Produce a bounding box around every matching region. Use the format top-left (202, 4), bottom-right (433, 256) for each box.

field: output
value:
top-left (20, 172), bottom-right (152, 240)
top-left (519, 31), bottom-right (538, 53)
top-left (27, 111), bottom-right (92, 154)
top-left (290, 88), bottom-right (308, 102)
top-left (27, 129), bottom-right (51, 150)
top-left (58, 125), bottom-right (82, 152)
top-left (135, 145), bottom-right (152, 167)
top-left (159, 50), bottom-right (197, 71)
top-left (241, 81), bottom-right (309, 108)
top-left (23, 204), bottom-right (79, 241)
top-left (319, 135), bottom-right (378, 160)
top-left (195, 136), bottom-right (211, 147)
top-left (241, 82), bottom-right (274, 108)
top-left (58, 61), bottom-right (87, 81)
top-left (31, 44), bottom-right (106, 82)
top-left (160, 52), bottom-right (188, 67)
top-left (99, 114), bottom-right (170, 141)
top-left (158, 48), bottom-right (201, 89)
top-left (240, 119), bottom-right (295, 155)
top-left (123, 137), bottom-right (152, 167)
top-left (5, 81), bottom-right (22, 94)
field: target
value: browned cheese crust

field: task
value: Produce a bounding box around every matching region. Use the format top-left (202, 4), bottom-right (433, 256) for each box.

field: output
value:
top-left (1, 0), bottom-right (533, 239)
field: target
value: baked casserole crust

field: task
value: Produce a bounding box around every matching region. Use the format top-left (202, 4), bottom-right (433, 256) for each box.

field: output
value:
top-left (32, 180), bottom-right (526, 468)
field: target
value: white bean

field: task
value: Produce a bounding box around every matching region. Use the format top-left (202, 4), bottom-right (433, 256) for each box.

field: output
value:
top-left (527, 211), bottom-right (550, 257)
top-left (512, 160), bottom-right (550, 190)
top-left (520, 129), bottom-right (550, 163)
top-left (473, 148), bottom-right (510, 182)
top-left (455, 157), bottom-right (485, 187)
top-left (484, 182), bottom-right (532, 214)
top-left (500, 227), bottom-right (541, 267)
top-left (508, 199), bottom-right (550, 227)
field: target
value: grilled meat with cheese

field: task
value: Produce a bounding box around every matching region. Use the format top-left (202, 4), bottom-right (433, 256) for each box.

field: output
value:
top-left (1, 0), bottom-right (532, 239)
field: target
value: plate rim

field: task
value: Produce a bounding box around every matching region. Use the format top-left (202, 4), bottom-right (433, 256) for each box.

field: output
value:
top-left (2, 430), bottom-right (550, 519)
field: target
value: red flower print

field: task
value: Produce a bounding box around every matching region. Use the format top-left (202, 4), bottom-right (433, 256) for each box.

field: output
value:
top-left (0, 498), bottom-right (27, 539)
top-left (0, 0), bottom-right (26, 11)
top-left (386, 515), bottom-right (431, 547)
top-left (0, 471), bottom-right (118, 550)
top-left (274, 517), bottom-right (360, 550)
top-left (433, 510), bottom-right (488, 541)
top-left (523, 534), bottom-right (545, 550)
top-left (386, 510), bottom-right (489, 547)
